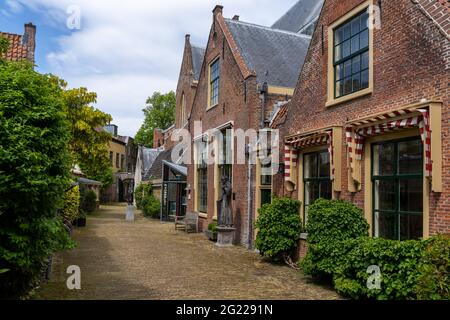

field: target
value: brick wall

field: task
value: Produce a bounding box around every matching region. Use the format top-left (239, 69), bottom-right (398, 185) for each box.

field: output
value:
top-left (273, 0), bottom-right (450, 235)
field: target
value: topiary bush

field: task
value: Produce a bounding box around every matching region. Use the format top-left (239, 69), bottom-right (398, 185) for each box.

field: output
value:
top-left (80, 187), bottom-right (97, 214)
top-left (0, 60), bottom-right (74, 298)
top-left (135, 183), bottom-right (152, 210)
top-left (61, 185), bottom-right (80, 223)
top-left (415, 234), bottom-right (450, 300)
top-left (208, 222), bottom-right (218, 233)
top-left (255, 197), bottom-right (302, 262)
top-left (142, 195), bottom-right (160, 219)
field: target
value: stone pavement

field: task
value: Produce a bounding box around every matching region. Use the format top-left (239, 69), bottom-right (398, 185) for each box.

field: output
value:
top-left (33, 204), bottom-right (341, 300)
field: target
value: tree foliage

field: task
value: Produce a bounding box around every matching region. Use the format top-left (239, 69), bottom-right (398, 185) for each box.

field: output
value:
top-left (135, 91), bottom-right (176, 147)
top-left (0, 60), bottom-right (74, 298)
top-left (61, 186), bottom-right (81, 223)
top-left (63, 87), bottom-right (114, 187)
top-left (0, 37), bottom-right (9, 56)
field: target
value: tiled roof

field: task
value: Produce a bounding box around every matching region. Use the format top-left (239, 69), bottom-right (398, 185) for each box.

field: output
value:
top-left (270, 101), bottom-right (290, 129)
top-left (191, 45), bottom-right (206, 81)
top-left (0, 32), bottom-right (29, 61)
top-left (146, 149), bottom-right (174, 180)
top-left (224, 19), bottom-right (311, 88)
top-left (271, 0), bottom-right (324, 34)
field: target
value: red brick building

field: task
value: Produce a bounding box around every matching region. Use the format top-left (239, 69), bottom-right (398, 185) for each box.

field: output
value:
top-left (186, 5), bottom-right (316, 247)
top-left (273, 0), bottom-right (449, 240)
top-left (0, 23), bottom-right (36, 63)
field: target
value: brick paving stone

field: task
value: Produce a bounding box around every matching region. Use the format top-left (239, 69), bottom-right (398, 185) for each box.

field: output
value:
top-left (33, 204), bottom-right (341, 300)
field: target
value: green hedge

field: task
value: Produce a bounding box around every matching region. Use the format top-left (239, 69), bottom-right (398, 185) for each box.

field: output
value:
top-left (135, 183), bottom-right (152, 210)
top-left (80, 187), bottom-right (97, 214)
top-left (255, 197), bottom-right (302, 261)
top-left (61, 186), bottom-right (81, 223)
top-left (142, 195), bottom-right (160, 219)
top-left (300, 199), bottom-right (450, 300)
top-left (0, 60), bottom-right (74, 298)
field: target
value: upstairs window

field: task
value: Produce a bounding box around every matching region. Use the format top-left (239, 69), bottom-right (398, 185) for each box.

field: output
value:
top-left (209, 59), bottom-right (220, 107)
top-left (333, 10), bottom-right (369, 98)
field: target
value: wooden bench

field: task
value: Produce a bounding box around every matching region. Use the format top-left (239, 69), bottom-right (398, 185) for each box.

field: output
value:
top-left (174, 212), bottom-right (199, 233)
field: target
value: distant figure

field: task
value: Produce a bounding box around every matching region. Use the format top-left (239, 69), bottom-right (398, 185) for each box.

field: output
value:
top-left (218, 175), bottom-right (233, 227)
top-left (126, 184), bottom-right (135, 221)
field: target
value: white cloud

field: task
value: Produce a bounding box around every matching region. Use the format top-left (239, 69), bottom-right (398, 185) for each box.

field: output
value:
top-left (6, 0), bottom-right (297, 137)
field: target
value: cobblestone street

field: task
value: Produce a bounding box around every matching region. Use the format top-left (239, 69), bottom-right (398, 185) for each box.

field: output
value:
top-left (34, 204), bottom-right (341, 300)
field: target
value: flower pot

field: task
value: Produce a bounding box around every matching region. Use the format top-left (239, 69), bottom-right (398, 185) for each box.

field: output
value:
top-left (77, 217), bottom-right (87, 227)
top-left (205, 230), bottom-right (218, 242)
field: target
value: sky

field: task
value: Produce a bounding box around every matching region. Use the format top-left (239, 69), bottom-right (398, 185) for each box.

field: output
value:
top-left (0, 0), bottom-right (298, 137)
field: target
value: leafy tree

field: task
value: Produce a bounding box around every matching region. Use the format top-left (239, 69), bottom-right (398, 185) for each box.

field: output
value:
top-left (0, 60), bottom-right (74, 298)
top-left (63, 87), bottom-right (114, 187)
top-left (135, 91), bottom-right (176, 147)
top-left (0, 37), bottom-right (9, 56)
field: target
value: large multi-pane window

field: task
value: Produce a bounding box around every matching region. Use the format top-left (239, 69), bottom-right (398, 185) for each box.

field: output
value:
top-left (304, 150), bottom-right (332, 222)
top-left (372, 138), bottom-right (423, 240)
top-left (209, 59), bottom-right (220, 107)
top-left (333, 10), bottom-right (369, 98)
top-left (218, 129), bottom-right (232, 190)
top-left (196, 139), bottom-right (208, 213)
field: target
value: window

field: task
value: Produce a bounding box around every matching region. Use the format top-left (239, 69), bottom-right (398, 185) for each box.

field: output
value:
top-left (209, 59), bottom-right (220, 107)
top-left (180, 93), bottom-right (186, 126)
top-left (304, 150), bottom-right (332, 222)
top-left (333, 10), bottom-right (369, 98)
top-left (109, 151), bottom-right (113, 165)
top-left (196, 139), bottom-right (208, 213)
top-left (372, 137), bottom-right (423, 241)
top-left (121, 155), bottom-right (125, 170)
top-left (116, 153), bottom-right (120, 168)
top-left (259, 151), bottom-right (272, 207)
top-left (218, 129), bottom-right (232, 191)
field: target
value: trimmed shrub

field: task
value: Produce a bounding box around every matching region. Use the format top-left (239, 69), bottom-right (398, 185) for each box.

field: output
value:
top-left (255, 197), bottom-right (302, 261)
top-left (135, 183), bottom-right (152, 210)
top-left (208, 222), bottom-right (218, 233)
top-left (61, 186), bottom-right (80, 223)
top-left (142, 195), bottom-right (160, 219)
top-left (415, 235), bottom-right (450, 300)
top-left (0, 60), bottom-right (74, 298)
top-left (80, 188), bottom-right (97, 214)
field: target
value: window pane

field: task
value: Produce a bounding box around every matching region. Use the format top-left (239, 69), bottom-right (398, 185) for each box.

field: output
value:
top-left (352, 55), bottom-right (361, 73)
top-left (400, 179), bottom-right (423, 212)
top-left (352, 73), bottom-right (361, 92)
top-left (361, 51), bottom-right (369, 70)
top-left (373, 143), bottom-right (395, 175)
top-left (351, 16), bottom-right (360, 36)
top-left (343, 23), bottom-right (351, 41)
top-left (335, 80), bottom-right (343, 98)
top-left (398, 139), bottom-right (423, 174)
top-left (335, 28), bottom-right (343, 45)
top-left (261, 189), bottom-right (272, 207)
top-left (335, 44), bottom-right (342, 62)
top-left (376, 212), bottom-right (397, 240)
top-left (360, 29), bottom-right (369, 49)
top-left (400, 214), bottom-right (423, 240)
top-left (374, 180), bottom-right (396, 211)
top-left (319, 181), bottom-right (332, 200)
top-left (360, 12), bottom-right (369, 30)
top-left (344, 60), bottom-right (352, 77)
top-left (336, 64), bottom-right (342, 80)
top-left (342, 40), bottom-right (351, 58)
top-left (344, 77), bottom-right (352, 95)
top-left (351, 35), bottom-right (360, 54)
top-left (361, 69), bottom-right (369, 89)
top-left (319, 152), bottom-right (330, 178)
top-left (304, 154), bottom-right (317, 178)
top-left (305, 181), bottom-right (319, 206)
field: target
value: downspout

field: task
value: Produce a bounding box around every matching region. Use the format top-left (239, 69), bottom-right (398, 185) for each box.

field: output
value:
top-left (247, 145), bottom-right (253, 249)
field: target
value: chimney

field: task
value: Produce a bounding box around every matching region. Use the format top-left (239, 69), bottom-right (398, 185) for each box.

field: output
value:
top-left (212, 5), bottom-right (223, 17)
top-left (23, 23), bottom-right (36, 62)
top-left (153, 129), bottom-right (163, 149)
top-left (232, 15), bottom-right (239, 21)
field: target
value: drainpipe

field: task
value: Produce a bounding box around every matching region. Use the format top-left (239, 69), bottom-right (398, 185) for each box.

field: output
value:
top-left (259, 82), bottom-right (268, 129)
top-left (246, 143), bottom-right (254, 250)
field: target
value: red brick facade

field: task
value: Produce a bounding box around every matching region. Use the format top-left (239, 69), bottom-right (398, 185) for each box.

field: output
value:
top-left (186, 6), bottom-right (291, 246)
top-left (273, 0), bottom-right (449, 236)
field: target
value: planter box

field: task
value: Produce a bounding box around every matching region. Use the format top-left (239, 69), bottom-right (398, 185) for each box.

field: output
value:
top-left (205, 230), bottom-right (218, 242)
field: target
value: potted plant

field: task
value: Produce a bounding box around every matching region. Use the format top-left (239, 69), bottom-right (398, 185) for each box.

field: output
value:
top-left (77, 211), bottom-right (87, 227)
top-left (205, 222), bottom-right (218, 242)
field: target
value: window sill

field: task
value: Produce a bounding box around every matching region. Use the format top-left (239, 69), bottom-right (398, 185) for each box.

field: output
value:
top-left (206, 103), bottom-right (219, 111)
top-left (199, 213), bottom-right (208, 219)
top-left (326, 87), bottom-right (372, 108)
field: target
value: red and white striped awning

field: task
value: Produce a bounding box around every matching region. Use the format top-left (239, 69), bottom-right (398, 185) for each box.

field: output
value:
top-left (346, 108), bottom-right (431, 177)
top-left (285, 130), bottom-right (335, 188)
